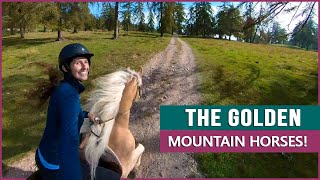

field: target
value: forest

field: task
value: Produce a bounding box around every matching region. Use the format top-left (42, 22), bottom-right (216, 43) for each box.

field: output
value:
top-left (2, 2), bottom-right (318, 50)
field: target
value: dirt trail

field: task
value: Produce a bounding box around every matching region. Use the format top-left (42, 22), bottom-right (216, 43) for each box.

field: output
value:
top-left (130, 37), bottom-right (202, 178)
top-left (3, 37), bottom-right (203, 178)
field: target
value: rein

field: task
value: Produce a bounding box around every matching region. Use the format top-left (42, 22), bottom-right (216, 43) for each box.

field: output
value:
top-left (90, 117), bottom-right (112, 138)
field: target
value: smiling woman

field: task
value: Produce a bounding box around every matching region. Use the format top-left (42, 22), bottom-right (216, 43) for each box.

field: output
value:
top-left (69, 57), bottom-right (90, 81)
top-left (33, 43), bottom-right (97, 180)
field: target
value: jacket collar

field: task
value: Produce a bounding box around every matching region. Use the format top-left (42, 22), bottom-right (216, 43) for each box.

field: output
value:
top-left (62, 72), bottom-right (85, 94)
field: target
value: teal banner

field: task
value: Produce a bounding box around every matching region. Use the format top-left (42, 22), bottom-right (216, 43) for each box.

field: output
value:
top-left (160, 105), bottom-right (320, 130)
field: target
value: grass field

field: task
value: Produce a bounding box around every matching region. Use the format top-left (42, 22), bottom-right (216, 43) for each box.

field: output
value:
top-left (182, 37), bottom-right (318, 178)
top-left (2, 32), bottom-right (318, 177)
top-left (2, 31), bottom-right (171, 164)
top-left (183, 37), bottom-right (318, 105)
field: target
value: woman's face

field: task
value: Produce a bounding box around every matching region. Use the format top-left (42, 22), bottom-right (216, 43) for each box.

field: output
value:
top-left (70, 57), bottom-right (90, 81)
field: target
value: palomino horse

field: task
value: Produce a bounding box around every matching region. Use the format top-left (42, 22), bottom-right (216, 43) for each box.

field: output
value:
top-left (80, 67), bottom-right (145, 179)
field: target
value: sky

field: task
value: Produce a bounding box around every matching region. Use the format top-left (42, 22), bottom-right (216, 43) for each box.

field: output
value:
top-left (89, 2), bottom-right (319, 33)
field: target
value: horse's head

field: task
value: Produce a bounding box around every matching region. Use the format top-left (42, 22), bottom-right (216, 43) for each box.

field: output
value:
top-left (82, 67), bottom-right (144, 180)
top-left (84, 67), bottom-right (143, 120)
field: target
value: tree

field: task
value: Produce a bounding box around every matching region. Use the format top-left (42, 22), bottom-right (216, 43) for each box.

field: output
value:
top-left (146, 2), bottom-right (155, 32)
top-left (121, 2), bottom-right (133, 34)
top-left (84, 13), bottom-right (97, 31)
top-left (39, 3), bottom-right (60, 32)
top-left (242, 2), bottom-right (256, 43)
top-left (162, 2), bottom-right (175, 34)
top-left (2, 3), bottom-right (17, 35)
top-left (134, 2), bottom-right (146, 32)
top-left (290, 18), bottom-right (318, 50)
top-left (113, 2), bottom-right (119, 39)
top-left (216, 5), bottom-right (243, 40)
top-left (95, 16), bottom-right (104, 30)
top-left (69, 3), bottom-right (92, 33)
top-left (173, 2), bottom-right (185, 35)
top-left (150, 2), bottom-right (165, 36)
top-left (238, 2), bottom-right (316, 37)
top-left (2, 2), bottom-right (46, 38)
top-left (102, 2), bottom-right (115, 31)
top-left (56, 3), bottom-right (72, 41)
top-left (188, 2), bottom-right (215, 37)
top-left (243, 17), bottom-right (256, 42)
top-left (270, 21), bottom-right (287, 44)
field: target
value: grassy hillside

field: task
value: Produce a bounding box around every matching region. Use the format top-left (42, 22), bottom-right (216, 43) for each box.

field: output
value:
top-left (183, 37), bottom-right (318, 105)
top-left (182, 37), bottom-right (318, 178)
top-left (2, 31), bottom-right (171, 164)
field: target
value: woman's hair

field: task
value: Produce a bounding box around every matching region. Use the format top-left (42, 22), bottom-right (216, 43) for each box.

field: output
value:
top-left (28, 62), bottom-right (61, 107)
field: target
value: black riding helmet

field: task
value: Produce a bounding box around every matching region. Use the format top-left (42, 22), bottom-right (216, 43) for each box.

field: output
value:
top-left (58, 43), bottom-right (94, 72)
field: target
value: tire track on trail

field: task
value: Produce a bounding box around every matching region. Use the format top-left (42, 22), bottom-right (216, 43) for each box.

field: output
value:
top-left (130, 37), bottom-right (203, 178)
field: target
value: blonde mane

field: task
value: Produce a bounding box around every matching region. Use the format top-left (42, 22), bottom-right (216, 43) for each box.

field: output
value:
top-left (81, 68), bottom-right (142, 180)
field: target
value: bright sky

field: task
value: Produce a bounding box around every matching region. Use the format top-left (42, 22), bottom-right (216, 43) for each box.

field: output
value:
top-left (89, 2), bottom-right (318, 33)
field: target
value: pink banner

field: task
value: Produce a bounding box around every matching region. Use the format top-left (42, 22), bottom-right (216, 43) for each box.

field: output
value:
top-left (160, 130), bottom-right (320, 152)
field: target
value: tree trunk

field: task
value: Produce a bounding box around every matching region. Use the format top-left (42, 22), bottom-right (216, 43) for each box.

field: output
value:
top-left (56, 30), bottom-right (64, 41)
top-left (126, 24), bottom-right (129, 35)
top-left (10, 27), bottom-right (14, 35)
top-left (73, 27), bottom-right (77, 33)
top-left (56, 18), bottom-right (64, 41)
top-left (113, 2), bottom-right (119, 39)
top-left (20, 23), bottom-right (24, 38)
top-left (251, 25), bottom-right (259, 43)
top-left (44, 25), bottom-right (47, 32)
top-left (160, 2), bottom-right (164, 37)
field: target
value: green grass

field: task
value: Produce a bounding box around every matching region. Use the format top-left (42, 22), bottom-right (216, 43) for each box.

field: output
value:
top-left (197, 153), bottom-right (318, 178)
top-left (3, 33), bottom-right (318, 177)
top-left (2, 31), bottom-right (171, 165)
top-left (182, 37), bottom-right (318, 105)
top-left (182, 37), bottom-right (318, 178)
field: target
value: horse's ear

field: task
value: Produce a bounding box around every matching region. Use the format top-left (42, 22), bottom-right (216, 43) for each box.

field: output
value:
top-left (138, 66), bottom-right (143, 75)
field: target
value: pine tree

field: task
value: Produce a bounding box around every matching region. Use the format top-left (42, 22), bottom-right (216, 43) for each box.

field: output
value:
top-left (188, 2), bottom-right (215, 37)
top-left (134, 2), bottom-right (146, 32)
top-left (146, 2), bottom-right (155, 32)
top-left (121, 2), bottom-right (133, 34)
top-left (102, 2), bottom-right (115, 31)
top-left (173, 2), bottom-right (185, 35)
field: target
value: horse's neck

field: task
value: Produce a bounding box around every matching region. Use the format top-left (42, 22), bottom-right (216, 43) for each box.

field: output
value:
top-left (103, 120), bottom-right (115, 140)
top-left (113, 111), bottom-right (130, 129)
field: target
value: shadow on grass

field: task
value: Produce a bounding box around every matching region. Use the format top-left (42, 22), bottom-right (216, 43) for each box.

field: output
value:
top-left (2, 74), bottom-right (46, 163)
top-left (197, 153), bottom-right (318, 178)
top-left (121, 33), bottom-right (160, 38)
top-left (201, 63), bottom-right (317, 105)
top-left (201, 63), bottom-right (261, 104)
top-left (2, 36), bottom-right (94, 49)
top-left (65, 37), bottom-right (92, 41)
top-left (258, 74), bottom-right (318, 105)
top-left (2, 37), bottom-right (56, 49)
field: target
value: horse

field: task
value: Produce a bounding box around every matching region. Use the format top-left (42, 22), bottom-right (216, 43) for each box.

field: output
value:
top-left (79, 67), bottom-right (145, 179)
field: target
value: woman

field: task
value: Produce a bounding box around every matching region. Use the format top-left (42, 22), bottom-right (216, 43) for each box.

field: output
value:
top-left (35, 43), bottom-right (96, 179)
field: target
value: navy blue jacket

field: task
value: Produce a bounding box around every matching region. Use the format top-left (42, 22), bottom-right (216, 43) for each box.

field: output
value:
top-left (38, 73), bottom-right (88, 180)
